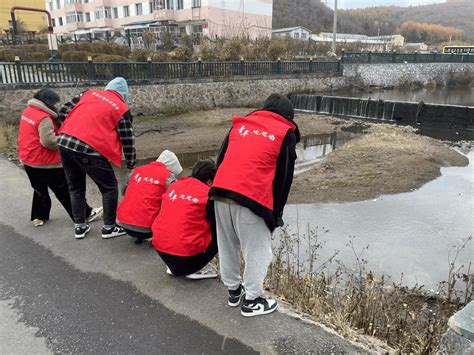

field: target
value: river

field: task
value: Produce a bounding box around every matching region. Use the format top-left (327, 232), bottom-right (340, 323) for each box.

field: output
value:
top-left (281, 151), bottom-right (473, 290)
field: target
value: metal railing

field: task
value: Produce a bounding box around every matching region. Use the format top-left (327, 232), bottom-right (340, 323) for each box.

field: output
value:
top-left (341, 51), bottom-right (474, 64)
top-left (0, 59), bottom-right (342, 84)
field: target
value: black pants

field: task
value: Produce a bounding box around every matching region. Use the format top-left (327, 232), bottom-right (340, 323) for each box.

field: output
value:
top-left (157, 233), bottom-right (218, 277)
top-left (123, 227), bottom-right (152, 240)
top-left (24, 165), bottom-right (92, 222)
top-left (59, 147), bottom-right (118, 226)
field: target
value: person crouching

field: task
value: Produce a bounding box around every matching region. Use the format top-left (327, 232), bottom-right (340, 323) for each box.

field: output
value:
top-left (152, 159), bottom-right (218, 280)
top-left (116, 150), bottom-right (183, 243)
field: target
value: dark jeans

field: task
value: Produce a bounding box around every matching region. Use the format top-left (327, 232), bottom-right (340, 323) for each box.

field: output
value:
top-left (157, 233), bottom-right (218, 277)
top-left (59, 147), bottom-right (118, 225)
top-left (24, 165), bottom-right (92, 222)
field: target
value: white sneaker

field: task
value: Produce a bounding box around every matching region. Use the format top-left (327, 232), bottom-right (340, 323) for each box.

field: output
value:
top-left (101, 225), bottom-right (126, 239)
top-left (186, 264), bottom-right (218, 280)
top-left (166, 267), bottom-right (174, 276)
top-left (87, 207), bottom-right (103, 223)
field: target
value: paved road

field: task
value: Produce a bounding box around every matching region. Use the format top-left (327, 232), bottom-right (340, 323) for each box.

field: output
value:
top-left (0, 157), bottom-right (367, 354)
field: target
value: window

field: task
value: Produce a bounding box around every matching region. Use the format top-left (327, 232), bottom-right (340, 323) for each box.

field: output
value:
top-left (177, 0), bottom-right (183, 9)
top-left (56, 0), bottom-right (61, 10)
top-left (192, 0), bottom-right (201, 8)
top-left (58, 17), bottom-right (63, 26)
top-left (65, 0), bottom-right (82, 4)
top-left (84, 0), bottom-right (89, 3)
top-left (301, 32), bottom-right (307, 39)
top-left (95, 6), bottom-right (111, 19)
top-left (52, 18), bottom-right (56, 27)
top-left (149, 1), bottom-right (155, 12)
top-left (294, 32), bottom-right (300, 38)
top-left (113, 7), bottom-right (118, 18)
top-left (85, 12), bottom-right (91, 22)
top-left (166, 0), bottom-right (173, 9)
top-left (48, 2), bottom-right (53, 11)
top-left (123, 5), bottom-right (130, 17)
top-left (135, 3), bottom-right (143, 15)
top-left (66, 12), bottom-right (84, 23)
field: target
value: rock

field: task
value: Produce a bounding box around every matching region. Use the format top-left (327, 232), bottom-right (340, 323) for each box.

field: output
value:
top-left (438, 302), bottom-right (474, 354)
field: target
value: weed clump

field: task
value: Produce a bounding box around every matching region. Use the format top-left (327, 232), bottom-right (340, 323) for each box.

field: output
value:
top-left (267, 226), bottom-right (472, 353)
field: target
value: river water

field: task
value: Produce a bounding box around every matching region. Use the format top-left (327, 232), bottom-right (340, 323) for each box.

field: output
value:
top-left (348, 87), bottom-right (474, 106)
top-left (281, 151), bottom-right (474, 290)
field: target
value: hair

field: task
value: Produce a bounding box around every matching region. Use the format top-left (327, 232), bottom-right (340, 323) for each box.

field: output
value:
top-left (191, 159), bottom-right (216, 183)
top-left (263, 93), bottom-right (294, 121)
top-left (33, 89), bottom-right (60, 112)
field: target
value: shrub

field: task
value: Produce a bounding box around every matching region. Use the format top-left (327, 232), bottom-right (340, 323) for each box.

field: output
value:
top-left (151, 52), bottom-right (170, 62)
top-left (59, 43), bottom-right (130, 58)
top-left (130, 48), bottom-right (153, 62)
top-left (25, 52), bottom-right (50, 62)
top-left (61, 51), bottom-right (93, 61)
top-left (93, 54), bottom-right (128, 62)
top-left (0, 48), bottom-right (16, 62)
top-left (171, 47), bottom-right (193, 62)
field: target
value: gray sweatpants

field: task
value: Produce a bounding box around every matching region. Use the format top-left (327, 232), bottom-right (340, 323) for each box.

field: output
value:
top-left (214, 200), bottom-right (273, 300)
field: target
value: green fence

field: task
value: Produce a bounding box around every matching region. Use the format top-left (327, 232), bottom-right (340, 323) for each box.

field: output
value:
top-left (0, 59), bottom-right (342, 84)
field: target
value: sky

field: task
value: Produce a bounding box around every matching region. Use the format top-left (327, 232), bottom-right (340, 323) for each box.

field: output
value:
top-left (325, 0), bottom-right (446, 9)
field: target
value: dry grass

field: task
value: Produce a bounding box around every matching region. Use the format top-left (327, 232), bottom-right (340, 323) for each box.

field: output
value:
top-left (267, 227), bottom-right (472, 353)
top-left (0, 123), bottom-right (18, 155)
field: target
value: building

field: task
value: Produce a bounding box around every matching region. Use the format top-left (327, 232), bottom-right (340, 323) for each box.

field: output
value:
top-left (1, 0), bottom-right (48, 34)
top-left (403, 42), bottom-right (429, 53)
top-left (311, 32), bottom-right (405, 51)
top-left (47, 0), bottom-right (272, 41)
top-left (272, 26), bottom-right (310, 40)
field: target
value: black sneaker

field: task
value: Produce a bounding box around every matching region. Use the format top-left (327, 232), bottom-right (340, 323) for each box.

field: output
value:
top-left (228, 284), bottom-right (246, 307)
top-left (75, 224), bottom-right (90, 240)
top-left (241, 297), bottom-right (278, 317)
top-left (101, 225), bottom-right (126, 239)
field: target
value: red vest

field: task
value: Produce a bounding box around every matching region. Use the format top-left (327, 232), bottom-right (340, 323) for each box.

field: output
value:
top-left (59, 90), bottom-right (128, 167)
top-left (152, 177), bottom-right (212, 257)
top-left (212, 111), bottom-right (296, 211)
top-left (18, 105), bottom-right (61, 166)
top-left (117, 162), bottom-right (171, 229)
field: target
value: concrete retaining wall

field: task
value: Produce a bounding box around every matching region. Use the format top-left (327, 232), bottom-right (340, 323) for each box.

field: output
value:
top-left (343, 63), bottom-right (474, 87)
top-left (0, 76), bottom-right (350, 124)
top-left (290, 94), bottom-right (474, 140)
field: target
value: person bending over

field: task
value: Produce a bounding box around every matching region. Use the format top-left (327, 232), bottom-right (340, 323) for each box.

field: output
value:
top-left (117, 150), bottom-right (183, 243)
top-left (210, 94), bottom-right (300, 317)
top-left (152, 159), bottom-right (218, 280)
top-left (18, 88), bottom-right (101, 228)
top-left (57, 77), bottom-right (135, 239)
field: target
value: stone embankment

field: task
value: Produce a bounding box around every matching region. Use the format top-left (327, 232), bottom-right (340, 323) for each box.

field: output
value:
top-left (0, 76), bottom-right (349, 124)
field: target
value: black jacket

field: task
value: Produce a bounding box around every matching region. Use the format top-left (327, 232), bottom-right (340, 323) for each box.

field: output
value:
top-left (209, 110), bottom-right (301, 232)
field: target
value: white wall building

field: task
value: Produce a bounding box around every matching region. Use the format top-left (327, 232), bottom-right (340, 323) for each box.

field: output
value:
top-left (272, 26), bottom-right (311, 40)
top-left (46, 0), bottom-right (273, 41)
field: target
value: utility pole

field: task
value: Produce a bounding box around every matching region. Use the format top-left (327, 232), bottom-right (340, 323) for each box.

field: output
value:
top-left (332, 0), bottom-right (337, 54)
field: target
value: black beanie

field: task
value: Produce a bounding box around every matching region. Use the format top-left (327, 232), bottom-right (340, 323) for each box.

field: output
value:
top-left (191, 159), bottom-right (216, 183)
top-left (33, 89), bottom-right (60, 112)
top-left (263, 94), bottom-right (294, 121)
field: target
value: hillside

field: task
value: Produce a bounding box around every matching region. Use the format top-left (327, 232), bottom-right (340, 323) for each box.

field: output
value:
top-left (273, 0), bottom-right (473, 42)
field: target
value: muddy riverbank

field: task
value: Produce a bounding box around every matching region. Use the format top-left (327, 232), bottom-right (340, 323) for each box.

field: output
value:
top-left (133, 109), bottom-right (469, 203)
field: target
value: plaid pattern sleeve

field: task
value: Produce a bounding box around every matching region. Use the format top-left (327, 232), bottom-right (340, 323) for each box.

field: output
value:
top-left (58, 90), bottom-right (88, 126)
top-left (57, 134), bottom-right (98, 155)
top-left (118, 111), bottom-right (136, 169)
